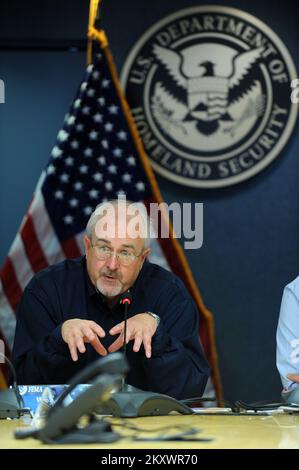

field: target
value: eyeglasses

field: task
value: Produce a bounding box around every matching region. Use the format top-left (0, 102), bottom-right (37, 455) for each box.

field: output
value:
top-left (90, 244), bottom-right (143, 266)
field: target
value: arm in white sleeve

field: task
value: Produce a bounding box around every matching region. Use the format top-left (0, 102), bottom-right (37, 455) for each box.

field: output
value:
top-left (276, 278), bottom-right (299, 390)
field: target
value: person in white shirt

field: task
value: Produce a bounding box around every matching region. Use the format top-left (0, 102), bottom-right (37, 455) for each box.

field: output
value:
top-left (276, 276), bottom-right (299, 402)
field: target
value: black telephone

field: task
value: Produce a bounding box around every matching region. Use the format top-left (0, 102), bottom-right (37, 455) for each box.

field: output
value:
top-left (97, 386), bottom-right (193, 417)
top-left (15, 352), bottom-right (128, 444)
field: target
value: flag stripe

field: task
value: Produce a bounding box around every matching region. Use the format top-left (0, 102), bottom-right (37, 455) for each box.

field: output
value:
top-left (0, 308), bottom-right (16, 356)
top-left (29, 191), bottom-right (66, 266)
top-left (9, 234), bottom-right (34, 290)
top-left (61, 238), bottom-right (82, 259)
top-left (75, 232), bottom-right (85, 255)
top-left (0, 281), bottom-right (17, 349)
top-left (0, 258), bottom-right (23, 312)
top-left (20, 215), bottom-right (49, 272)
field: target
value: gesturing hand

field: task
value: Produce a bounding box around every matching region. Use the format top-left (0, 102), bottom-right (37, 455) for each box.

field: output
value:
top-left (108, 313), bottom-right (158, 358)
top-left (61, 319), bottom-right (107, 361)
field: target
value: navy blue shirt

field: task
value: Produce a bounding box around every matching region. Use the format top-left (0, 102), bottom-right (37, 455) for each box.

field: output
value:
top-left (12, 257), bottom-right (210, 399)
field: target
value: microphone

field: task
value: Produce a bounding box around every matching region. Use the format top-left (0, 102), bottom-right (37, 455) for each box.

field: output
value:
top-left (119, 289), bottom-right (132, 391)
top-left (119, 290), bottom-right (132, 306)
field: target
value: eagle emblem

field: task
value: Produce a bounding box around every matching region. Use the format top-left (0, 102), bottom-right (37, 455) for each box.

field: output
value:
top-left (152, 44), bottom-right (265, 136)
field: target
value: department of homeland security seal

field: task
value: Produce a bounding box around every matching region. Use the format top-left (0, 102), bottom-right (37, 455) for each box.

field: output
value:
top-left (121, 6), bottom-right (298, 188)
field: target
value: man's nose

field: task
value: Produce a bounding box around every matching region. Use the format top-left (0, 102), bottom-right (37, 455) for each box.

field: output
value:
top-left (106, 253), bottom-right (120, 270)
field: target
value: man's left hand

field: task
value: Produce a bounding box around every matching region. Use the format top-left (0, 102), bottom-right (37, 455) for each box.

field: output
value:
top-left (108, 313), bottom-right (158, 358)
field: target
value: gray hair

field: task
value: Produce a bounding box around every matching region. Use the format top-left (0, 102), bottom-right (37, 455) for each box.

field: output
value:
top-left (86, 198), bottom-right (153, 249)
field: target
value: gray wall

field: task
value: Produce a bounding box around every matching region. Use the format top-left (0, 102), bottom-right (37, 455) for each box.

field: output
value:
top-left (1, 0), bottom-right (299, 403)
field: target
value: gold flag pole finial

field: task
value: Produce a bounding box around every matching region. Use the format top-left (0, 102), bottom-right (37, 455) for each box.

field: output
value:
top-left (89, 0), bottom-right (101, 29)
top-left (87, 0), bottom-right (103, 64)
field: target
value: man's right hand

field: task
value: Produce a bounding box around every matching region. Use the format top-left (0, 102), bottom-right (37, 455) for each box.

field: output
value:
top-left (287, 373), bottom-right (299, 384)
top-left (61, 319), bottom-right (107, 361)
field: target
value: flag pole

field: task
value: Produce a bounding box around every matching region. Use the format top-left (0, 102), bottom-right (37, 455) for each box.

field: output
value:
top-left (87, 0), bottom-right (102, 65)
top-left (0, 370), bottom-right (6, 390)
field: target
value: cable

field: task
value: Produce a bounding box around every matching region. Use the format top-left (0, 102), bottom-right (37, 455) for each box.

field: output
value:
top-left (108, 418), bottom-right (198, 433)
top-left (182, 396), bottom-right (285, 413)
top-left (0, 351), bottom-right (24, 410)
top-left (103, 417), bottom-right (211, 443)
top-left (181, 396), bottom-right (216, 403)
top-left (234, 400), bottom-right (285, 411)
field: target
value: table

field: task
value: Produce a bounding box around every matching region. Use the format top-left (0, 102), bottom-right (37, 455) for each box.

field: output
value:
top-left (0, 412), bottom-right (299, 449)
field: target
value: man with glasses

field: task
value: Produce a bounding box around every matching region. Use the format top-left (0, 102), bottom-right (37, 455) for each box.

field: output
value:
top-left (12, 199), bottom-right (210, 399)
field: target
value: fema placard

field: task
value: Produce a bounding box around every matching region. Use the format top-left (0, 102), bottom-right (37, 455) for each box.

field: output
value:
top-left (121, 6), bottom-right (298, 188)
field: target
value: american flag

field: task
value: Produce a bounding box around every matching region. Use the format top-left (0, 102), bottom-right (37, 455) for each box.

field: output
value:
top-left (0, 32), bottom-right (222, 398)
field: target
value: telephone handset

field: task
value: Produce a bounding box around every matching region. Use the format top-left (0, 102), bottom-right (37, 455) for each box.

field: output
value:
top-left (15, 352), bottom-right (128, 444)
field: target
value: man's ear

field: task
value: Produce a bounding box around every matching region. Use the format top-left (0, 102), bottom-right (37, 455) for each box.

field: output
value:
top-left (141, 247), bottom-right (151, 262)
top-left (83, 235), bottom-right (91, 255)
